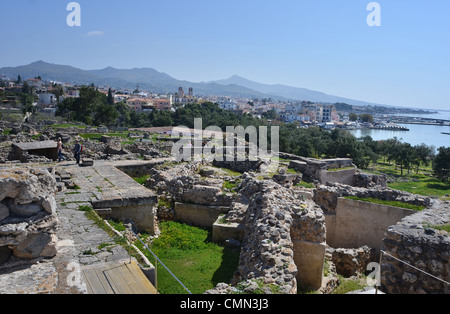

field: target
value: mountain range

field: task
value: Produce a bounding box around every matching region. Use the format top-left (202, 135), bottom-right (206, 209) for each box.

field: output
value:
top-left (0, 61), bottom-right (385, 107)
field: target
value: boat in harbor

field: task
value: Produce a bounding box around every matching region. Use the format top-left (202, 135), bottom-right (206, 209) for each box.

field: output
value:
top-left (370, 123), bottom-right (410, 131)
top-left (442, 132), bottom-right (450, 135)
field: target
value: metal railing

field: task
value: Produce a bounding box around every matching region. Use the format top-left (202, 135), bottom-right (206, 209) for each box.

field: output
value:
top-left (129, 228), bottom-right (192, 295)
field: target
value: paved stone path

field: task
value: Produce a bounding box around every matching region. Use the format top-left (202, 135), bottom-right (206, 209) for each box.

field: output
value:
top-left (0, 159), bottom-right (166, 294)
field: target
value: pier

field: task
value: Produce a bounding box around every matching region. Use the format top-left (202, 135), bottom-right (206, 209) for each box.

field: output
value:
top-left (390, 116), bottom-right (450, 126)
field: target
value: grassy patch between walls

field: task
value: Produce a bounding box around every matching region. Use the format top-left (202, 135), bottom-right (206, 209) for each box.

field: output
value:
top-left (343, 196), bottom-right (426, 211)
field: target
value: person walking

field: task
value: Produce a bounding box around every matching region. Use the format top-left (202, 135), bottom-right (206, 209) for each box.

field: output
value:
top-left (74, 140), bottom-right (82, 165)
top-left (57, 138), bottom-right (65, 162)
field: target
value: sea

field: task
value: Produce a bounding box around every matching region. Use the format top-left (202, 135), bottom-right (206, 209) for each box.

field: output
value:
top-left (347, 110), bottom-right (450, 150)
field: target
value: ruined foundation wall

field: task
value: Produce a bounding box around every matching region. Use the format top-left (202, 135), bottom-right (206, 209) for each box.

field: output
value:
top-left (381, 203), bottom-right (450, 294)
top-left (328, 198), bottom-right (416, 254)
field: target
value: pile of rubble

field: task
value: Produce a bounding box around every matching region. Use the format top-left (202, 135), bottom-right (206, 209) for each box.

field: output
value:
top-left (0, 168), bottom-right (59, 270)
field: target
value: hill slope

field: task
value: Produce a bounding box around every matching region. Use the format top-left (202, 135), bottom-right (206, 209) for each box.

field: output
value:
top-left (1, 61), bottom-right (385, 106)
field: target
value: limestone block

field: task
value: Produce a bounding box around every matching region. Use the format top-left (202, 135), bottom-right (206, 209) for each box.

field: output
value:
top-left (41, 196), bottom-right (57, 215)
top-left (293, 240), bottom-right (326, 290)
top-left (80, 159), bottom-right (94, 167)
top-left (13, 233), bottom-right (53, 259)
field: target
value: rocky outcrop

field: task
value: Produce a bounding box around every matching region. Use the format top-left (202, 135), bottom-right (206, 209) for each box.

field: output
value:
top-left (0, 168), bottom-right (59, 269)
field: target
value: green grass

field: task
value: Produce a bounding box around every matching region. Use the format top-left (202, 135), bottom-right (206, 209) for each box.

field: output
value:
top-left (369, 159), bottom-right (434, 177)
top-left (137, 221), bottom-right (240, 294)
top-left (367, 160), bottom-right (449, 198)
top-left (49, 124), bottom-right (86, 129)
top-left (389, 178), bottom-right (450, 198)
top-left (287, 168), bottom-right (300, 174)
top-left (327, 166), bottom-right (355, 172)
top-left (157, 197), bottom-right (172, 209)
top-left (133, 174), bottom-right (150, 185)
top-left (216, 167), bottom-right (242, 177)
top-left (80, 131), bottom-right (146, 141)
top-left (332, 276), bottom-right (367, 295)
top-left (425, 224), bottom-right (450, 233)
top-left (223, 180), bottom-right (239, 192)
top-left (344, 196), bottom-right (426, 211)
top-left (295, 181), bottom-right (315, 189)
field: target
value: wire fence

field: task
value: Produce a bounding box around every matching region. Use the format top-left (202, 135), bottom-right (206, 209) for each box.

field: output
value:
top-left (129, 228), bottom-right (192, 295)
top-left (380, 250), bottom-right (450, 287)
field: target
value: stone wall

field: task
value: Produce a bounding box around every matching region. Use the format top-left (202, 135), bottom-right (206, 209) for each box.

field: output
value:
top-left (230, 180), bottom-right (299, 294)
top-left (290, 200), bottom-right (327, 290)
top-left (318, 167), bottom-right (357, 186)
top-left (0, 168), bottom-right (59, 270)
top-left (327, 197), bottom-right (417, 254)
top-left (285, 154), bottom-right (354, 183)
top-left (145, 162), bottom-right (236, 209)
top-left (174, 203), bottom-right (230, 228)
top-left (284, 153), bottom-right (387, 188)
top-left (381, 202), bottom-right (450, 294)
top-left (313, 182), bottom-right (431, 214)
top-left (354, 172), bottom-right (388, 188)
top-left (207, 178), bottom-right (327, 294)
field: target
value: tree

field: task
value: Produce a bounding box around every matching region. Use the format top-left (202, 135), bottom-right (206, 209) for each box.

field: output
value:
top-left (379, 138), bottom-right (402, 165)
top-left (51, 84), bottom-right (65, 101)
top-left (359, 113), bottom-right (374, 123)
top-left (21, 82), bottom-right (30, 94)
top-left (394, 143), bottom-right (416, 176)
top-left (262, 109), bottom-right (279, 120)
top-left (349, 113), bottom-right (358, 121)
top-left (55, 85), bottom-right (119, 126)
top-left (107, 88), bottom-right (114, 106)
top-left (413, 144), bottom-right (435, 173)
top-left (433, 147), bottom-right (450, 182)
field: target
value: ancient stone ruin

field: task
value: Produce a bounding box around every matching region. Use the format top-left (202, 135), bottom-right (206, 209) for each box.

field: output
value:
top-left (0, 126), bottom-right (448, 294)
top-left (381, 204), bottom-right (450, 294)
top-left (144, 155), bottom-right (448, 294)
top-left (0, 168), bottom-right (59, 269)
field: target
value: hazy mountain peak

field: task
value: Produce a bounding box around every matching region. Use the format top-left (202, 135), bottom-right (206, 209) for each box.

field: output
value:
top-left (0, 61), bottom-right (386, 106)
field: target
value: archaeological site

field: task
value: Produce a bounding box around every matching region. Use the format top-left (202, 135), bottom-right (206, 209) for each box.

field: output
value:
top-left (0, 121), bottom-right (448, 295)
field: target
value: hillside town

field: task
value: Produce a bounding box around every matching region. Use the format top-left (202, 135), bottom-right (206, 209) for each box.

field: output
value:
top-left (1, 75), bottom-right (443, 131)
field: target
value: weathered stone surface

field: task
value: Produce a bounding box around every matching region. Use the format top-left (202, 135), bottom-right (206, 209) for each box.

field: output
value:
top-left (146, 162), bottom-right (234, 207)
top-left (13, 233), bottom-right (53, 259)
top-left (42, 196), bottom-right (57, 215)
top-left (0, 168), bottom-right (59, 266)
top-left (381, 201), bottom-right (450, 294)
top-left (231, 180), bottom-right (314, 294)
top-left (330, 246), bottom-right (374, 278)
top-left (6, 199), bottom-right (43, 218)
top-left (313, 182), bottom-right (431, 214)
top-left (0, 169), bottom-right (57, 206)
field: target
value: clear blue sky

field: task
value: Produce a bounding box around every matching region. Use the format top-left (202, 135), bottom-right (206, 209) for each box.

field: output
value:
top-left (1, 0), bottom-right (449, 110)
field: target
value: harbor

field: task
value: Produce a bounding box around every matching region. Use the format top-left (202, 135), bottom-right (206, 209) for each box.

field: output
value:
top-left (348, 122), bottom-right (450, 148)
top-left (389, 115), bottom-right (450, 126)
